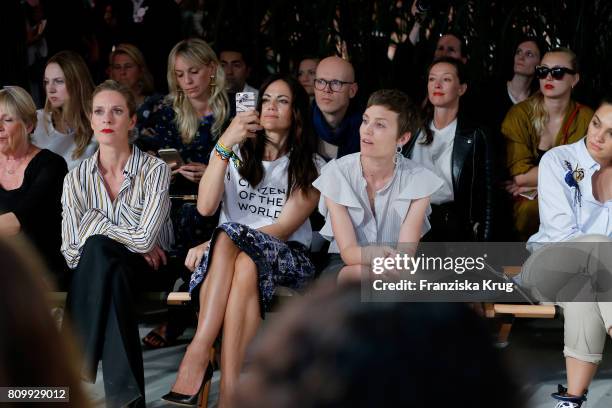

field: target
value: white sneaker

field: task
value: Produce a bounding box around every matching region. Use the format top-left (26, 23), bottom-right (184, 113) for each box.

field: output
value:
top-left (552, 384), bottom-right (587, 408)
top-left (554, 401), bottom-right (583, 408)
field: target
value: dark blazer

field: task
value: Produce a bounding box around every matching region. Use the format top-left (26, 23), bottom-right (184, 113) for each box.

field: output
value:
top-left (404, 115), bottom-right (494, 241)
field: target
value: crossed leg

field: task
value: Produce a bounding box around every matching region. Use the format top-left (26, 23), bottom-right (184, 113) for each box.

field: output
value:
top-left (218, 252), bottom-right (261, 407)
top-left (170, 231), bottom-right (241, 395)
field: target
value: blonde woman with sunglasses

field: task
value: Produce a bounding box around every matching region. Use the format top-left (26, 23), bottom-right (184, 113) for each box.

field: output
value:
top-left (502, 47), bottom-right (594, 241)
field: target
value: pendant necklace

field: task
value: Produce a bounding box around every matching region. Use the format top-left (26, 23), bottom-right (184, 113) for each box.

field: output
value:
top-left (4, 146), bottom-right (30, 175)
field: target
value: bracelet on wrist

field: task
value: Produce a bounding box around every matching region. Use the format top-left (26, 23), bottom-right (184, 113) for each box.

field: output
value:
top-left (214, 149), bottom-right (229, 163)
top-left (214, 142), bottom-right (242, 167)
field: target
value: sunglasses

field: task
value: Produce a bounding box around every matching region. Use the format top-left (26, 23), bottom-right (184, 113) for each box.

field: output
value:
top-left (535, 65), bottom-right (576, 80)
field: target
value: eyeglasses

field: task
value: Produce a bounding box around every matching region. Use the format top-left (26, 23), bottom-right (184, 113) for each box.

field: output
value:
top-left (535, 65), bottom-right (576, 80)
top-left (314, 78), bottom-right (354, 92)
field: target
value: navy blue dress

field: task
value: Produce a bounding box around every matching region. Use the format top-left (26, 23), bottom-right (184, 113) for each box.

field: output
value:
top-left (137, 101), bottom-right (218, 256)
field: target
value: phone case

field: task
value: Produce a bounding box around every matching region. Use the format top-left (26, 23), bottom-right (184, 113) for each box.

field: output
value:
top-left (236, 92), bottom-right (256, 113)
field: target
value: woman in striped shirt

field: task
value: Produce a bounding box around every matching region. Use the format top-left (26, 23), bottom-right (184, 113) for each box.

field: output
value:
top-left (61, 80), bottom-right (173, 408)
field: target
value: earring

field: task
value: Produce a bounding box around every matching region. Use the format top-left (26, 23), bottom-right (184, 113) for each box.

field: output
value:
top-left (209, 75), bottom-right (216, 91)
top-left (394, 145), bottom-right (402, 164)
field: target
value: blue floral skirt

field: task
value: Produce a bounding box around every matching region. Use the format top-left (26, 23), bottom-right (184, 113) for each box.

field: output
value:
top-left (189, 222), bottom-right (315, 317)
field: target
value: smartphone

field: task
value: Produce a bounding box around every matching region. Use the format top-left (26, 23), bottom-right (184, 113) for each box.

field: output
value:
top-left (236, 92), bottom-right (256, 113)
top-left (519, 189), bottom-right (538, 200)
top-left (158, 148), bottom-right (184, 168)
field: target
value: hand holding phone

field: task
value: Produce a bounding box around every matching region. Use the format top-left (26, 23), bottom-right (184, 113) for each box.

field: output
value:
top-left (158, 148), bottom-right (184, 169)
top-left (518, 189), bottom-right (538, 200)
top-left (236, 92), bottom-right (256, 113)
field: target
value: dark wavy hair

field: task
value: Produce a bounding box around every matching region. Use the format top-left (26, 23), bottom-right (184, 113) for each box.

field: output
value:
top-left (421, 56), bottom-right (468, 145)
top-left (600, 95), bottom-right (612, 107)
top-left (238, 73), bottom-right (319, 197)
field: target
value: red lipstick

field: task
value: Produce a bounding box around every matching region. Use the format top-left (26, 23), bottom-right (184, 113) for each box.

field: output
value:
top-left (544, 84), bottom-right (554, 90)
top-left (101, 129), bottom-right (114, 134)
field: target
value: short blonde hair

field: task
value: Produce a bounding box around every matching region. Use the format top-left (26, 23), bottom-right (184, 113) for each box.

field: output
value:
top-left (109, 43), bottom-right (155, 96)
top-left (167, 38), bottom-right (229, 142)
top-left (0, 86), bottom-right (38, 133)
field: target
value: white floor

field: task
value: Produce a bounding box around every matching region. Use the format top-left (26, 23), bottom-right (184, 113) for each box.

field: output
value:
top-left (83, 319), bottom-right (612, 408)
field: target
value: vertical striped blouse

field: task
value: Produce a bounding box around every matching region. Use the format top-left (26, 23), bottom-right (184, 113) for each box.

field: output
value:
top-left (61, 145), bottom-right (174, 269)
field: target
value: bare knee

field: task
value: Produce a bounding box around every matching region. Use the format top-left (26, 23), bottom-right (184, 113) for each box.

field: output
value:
top-left (206, 232), bottom-right (241, 273)
top-left (213, 231), bottom-right (239, 254)
top-left (231, 252), bottom-right (258, 292)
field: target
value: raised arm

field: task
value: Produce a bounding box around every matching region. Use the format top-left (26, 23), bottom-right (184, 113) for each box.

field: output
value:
top-left (197, 111), bottom-right (262, 215)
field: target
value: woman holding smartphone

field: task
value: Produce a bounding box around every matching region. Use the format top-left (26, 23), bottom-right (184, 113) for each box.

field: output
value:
top-left (138, 38), bottom-right (229, 348)
top-left (162, 73), bottom-right (323, 407)
top-left (139, 38), bottom-right (228, 184)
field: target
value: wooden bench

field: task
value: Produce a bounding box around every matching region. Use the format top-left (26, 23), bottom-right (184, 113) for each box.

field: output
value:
top-left (486, 266), bottom-right (559, 347)
top-left (167, 286), bottom-right (298, 306)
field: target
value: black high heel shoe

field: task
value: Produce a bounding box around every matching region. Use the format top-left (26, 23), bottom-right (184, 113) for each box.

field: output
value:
top-left (161, 361), bottom-right (214, 407)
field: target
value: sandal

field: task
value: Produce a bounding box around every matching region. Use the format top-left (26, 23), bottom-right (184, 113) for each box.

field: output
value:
top-left (142, 324), bottom-right (177, 349)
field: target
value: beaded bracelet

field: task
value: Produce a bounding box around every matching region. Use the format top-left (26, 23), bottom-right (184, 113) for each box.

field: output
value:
top-left (213, 149), bottom-right (229, 162)
top-left (214, 141), bottom-right (241, 167)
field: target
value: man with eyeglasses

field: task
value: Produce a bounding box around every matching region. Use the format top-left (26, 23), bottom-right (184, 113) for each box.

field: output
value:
top-left (312, 56), bottom-right (362, 160)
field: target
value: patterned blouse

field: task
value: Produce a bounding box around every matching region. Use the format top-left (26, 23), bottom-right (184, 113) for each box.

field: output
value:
top-left (61, 145), bottom-right (174, 269)
top-left (137, 101), bottom-right (215, 165)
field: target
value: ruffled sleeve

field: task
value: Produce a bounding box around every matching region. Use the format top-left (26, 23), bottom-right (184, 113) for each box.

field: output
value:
top-left (312, 158), bottom-right (365, 240)
top-left (391, 160), bottom-right (444, 236)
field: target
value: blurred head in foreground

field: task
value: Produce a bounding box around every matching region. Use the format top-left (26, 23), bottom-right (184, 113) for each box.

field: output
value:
top-left (0, 237), bottom-right (90, 407)
top-left (236, 282), bottom-right (522, 408)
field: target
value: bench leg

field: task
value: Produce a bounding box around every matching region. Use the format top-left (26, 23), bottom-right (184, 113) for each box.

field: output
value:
top-left (496, 316), bottom-right (515, 348)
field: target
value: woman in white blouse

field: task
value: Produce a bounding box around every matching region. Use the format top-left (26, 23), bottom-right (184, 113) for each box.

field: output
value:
top-left (313, 89), bottom-right (443, 283)
top-left (61, 80), bottom-right (172, 408)
top-left (32, 51), bottom-right (98, 170)
top-left (522, 98), bottom-right (612, 408)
